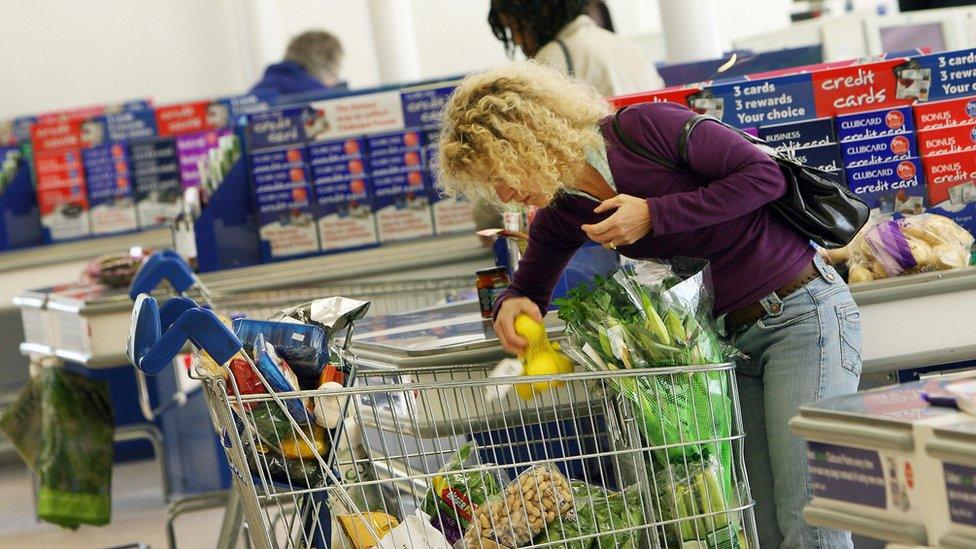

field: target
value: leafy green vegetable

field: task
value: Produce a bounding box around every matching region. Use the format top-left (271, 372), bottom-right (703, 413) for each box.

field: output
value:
top-left (555, 260), bottom-right (738, 541)
top-left (534, 481), bottom-right (646, 549)
top-left (422, 443), bottom-right (502, 540)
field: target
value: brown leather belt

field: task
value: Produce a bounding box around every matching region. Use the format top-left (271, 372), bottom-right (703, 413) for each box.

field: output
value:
top-left (725, 261), bottom-right (821, 332)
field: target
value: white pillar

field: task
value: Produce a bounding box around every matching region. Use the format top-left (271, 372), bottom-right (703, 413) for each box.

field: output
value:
top-left (658, 0), bottom-right (724, 63)
top-left (366, 0), bottom-right (422, 84)
top-left (237, 0), bottom-right (285, 84)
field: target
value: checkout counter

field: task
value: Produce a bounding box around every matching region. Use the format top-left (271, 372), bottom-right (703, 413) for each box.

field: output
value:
top-left (792, 374), bottom-right (976, 548)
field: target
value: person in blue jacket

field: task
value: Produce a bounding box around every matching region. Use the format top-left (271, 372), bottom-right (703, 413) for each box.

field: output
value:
top-left (251, 30), bottom-right (344, 96)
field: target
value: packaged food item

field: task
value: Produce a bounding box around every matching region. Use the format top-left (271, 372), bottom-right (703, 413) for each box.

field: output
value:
top-left (252, 335), bottom-right (312, 423)
top-left (377, 510), bottom-right (453, 549)
top-left (422, 443), bottom-right (504, 544)
top-left (338, 512), bottom-right (400, 549)
top-left (476, 267), bottom-right (510, 319)
top-left (234, 319), bottom-right (328, 388)
top-left (842, 214), bottom-right (974, 281)
top-left (246, 441), bottom-right (324, 487)
top-left (225, 355), bottom-right (265, 403)
top-left (312, 381), bottom-right (345, 429)
top-left (463, 464), bottom-right (573, 548)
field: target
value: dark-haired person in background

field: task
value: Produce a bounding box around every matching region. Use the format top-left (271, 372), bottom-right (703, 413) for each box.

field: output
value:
top-left (251, 30), bottom-right (345, 97)
top-left (488, 0), bottom-right (662, 96)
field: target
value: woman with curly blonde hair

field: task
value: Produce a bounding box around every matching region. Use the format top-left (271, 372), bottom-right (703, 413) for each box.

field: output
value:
top-left (437, 62), bottom-right (859, 549)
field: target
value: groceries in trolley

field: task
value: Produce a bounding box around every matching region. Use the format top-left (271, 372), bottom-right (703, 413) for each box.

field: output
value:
top-left (822, 213), bottom-right (974, 283)
top-left (555, 258), bottom-right (744, 547)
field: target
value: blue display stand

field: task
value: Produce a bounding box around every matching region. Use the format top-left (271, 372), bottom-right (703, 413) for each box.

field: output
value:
top-left (195, 157), bottom-right (261, 273)
top-left (0, 154), bottom-right (43, 250)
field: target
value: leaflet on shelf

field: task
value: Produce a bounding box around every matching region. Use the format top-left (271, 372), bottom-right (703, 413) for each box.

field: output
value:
top-left (306, 90), bottom-right (405, 141)
top-left (32, 149), bottom-right (91, 241)
top-left (834, 106), bottom-right (915, 143)
top-left (129, 139), bottom-right (181, 228)
top-left (701, 73), bottom-right (817, 128)
top-left (841, 133), bottom-right (918, 168)
top-left (367, 130), bottom-right (433, 243)
top-left (176, 129), bottom-right (232, 190)
top-left (911, 48), bottom-right (976, 102)
top-left (30, 120), bottom-right (92, 241)
top-left (422, 127), bottom-right (474, 235)
top-left (247, 108), bottom-right (319, 260)
top-left (916, 124), bottom-right (976, 156)
top-left (82, 144), bottom-right (137, 235)
top-left (921, 150), bottom-right (976, 208)
top-left (912, 95), bottom-right (976, 131)
top-left (757, 118), bottom-right (835, 151)
top-left (401, 84), bottom-right (456, 129)
top-left (105, 109), bottom-right (158, 142)
top-left (845, 157), bottom-right (926, 216)
top-left (811, 59), bottom-right (914, 118)
top-left (155, 100), bottom-right (234, 192)
top-left (307, 137), bottom-right (379, 251)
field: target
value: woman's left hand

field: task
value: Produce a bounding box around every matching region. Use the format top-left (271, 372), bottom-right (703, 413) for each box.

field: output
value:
top-left (581, 194), bottom-right (652, 248)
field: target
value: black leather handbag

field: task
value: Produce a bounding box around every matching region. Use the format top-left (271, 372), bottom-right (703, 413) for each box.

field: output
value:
top-left (611, 107), bottom-right (870, 249)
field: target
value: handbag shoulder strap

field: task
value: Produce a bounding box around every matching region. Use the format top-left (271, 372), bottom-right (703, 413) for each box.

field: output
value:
top-left (611, 106), bottom-right (680, 171)
top-left (677, 113), bottom-right (768, 166)
top-left (554, 38), bottom-right (574, 76)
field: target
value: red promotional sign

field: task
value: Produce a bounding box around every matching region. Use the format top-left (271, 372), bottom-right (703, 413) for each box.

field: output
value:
top-left (33, 149), bottom-right (89, 215)
top-left (36, 105), bottom-right (107, 125)
top-left (811, 59), bottom-right (913, 118)
top-left (922, 151), bottom-right (976, 204)
top-left (610, 86), bottom-right (701, 109)
top-left (913, 96), bottom-right (976, 131)
top-left (30, 120), bottom-right (85, 154)
top-left (155, 100), bottom-right (228, 137)
top-left (917, 124), bottom-right (976, 156)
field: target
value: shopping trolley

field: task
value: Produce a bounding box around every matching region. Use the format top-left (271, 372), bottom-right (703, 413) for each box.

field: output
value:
top-left (126, 276), bottom-right (759, 548)
top-left (126, 251), bottom-right (476, 547)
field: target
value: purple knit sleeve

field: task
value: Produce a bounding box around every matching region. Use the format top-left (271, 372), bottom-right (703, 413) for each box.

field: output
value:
top-left (493, 208), bottom-right (585, 318)
top-left (634, 106), bottom-right (787, 236)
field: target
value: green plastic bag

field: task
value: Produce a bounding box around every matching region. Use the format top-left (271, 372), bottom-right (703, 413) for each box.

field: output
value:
top-left (1, 367), bottom-right (114, 529)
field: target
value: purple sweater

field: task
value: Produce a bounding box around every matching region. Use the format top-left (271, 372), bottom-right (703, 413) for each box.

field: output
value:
top-left (499, 102), bottom-right (815, 316)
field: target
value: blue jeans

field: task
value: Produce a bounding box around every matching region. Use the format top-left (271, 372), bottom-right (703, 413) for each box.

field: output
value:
top-left (732, 255), bottom-right (861, 549)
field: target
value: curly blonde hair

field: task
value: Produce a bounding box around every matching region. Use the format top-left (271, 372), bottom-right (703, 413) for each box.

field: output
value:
top-left (437, 62), bottom-right (611, 203)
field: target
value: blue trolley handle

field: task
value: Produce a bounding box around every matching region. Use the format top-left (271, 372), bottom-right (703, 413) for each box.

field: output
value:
top-left (129, 251), bottom-right (214, 306)
top-left (129, 295), bottom-right (242, 376)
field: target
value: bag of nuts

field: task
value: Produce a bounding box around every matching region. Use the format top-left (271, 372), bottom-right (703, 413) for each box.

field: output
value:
top-left (462, 464), bottom-right (574, 548)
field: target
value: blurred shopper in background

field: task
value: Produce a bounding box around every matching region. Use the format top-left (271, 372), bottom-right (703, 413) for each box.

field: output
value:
top-left (251, 30), bottom-right (345, 96)
top-left (487, 0), bottom-right (662, 96)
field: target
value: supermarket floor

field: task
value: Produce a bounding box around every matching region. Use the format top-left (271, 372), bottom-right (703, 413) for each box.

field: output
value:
top-left (0, 453), bottom-right (232, 548)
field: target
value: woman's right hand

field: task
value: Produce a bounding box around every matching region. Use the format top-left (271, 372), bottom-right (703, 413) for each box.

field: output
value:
top-left (493, 297), bottom-right (544, 355)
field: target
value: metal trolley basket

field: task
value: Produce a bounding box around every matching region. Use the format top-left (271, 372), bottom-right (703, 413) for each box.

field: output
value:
top-left (140, 331), bottom-right (756, 546)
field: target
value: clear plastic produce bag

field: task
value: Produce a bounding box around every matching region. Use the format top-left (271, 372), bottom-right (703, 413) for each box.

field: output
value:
top-left (421, 442), bottom-right (505, 544)
top-left (556, 258), bottom-right (734, 498)
top-left (0, 367), bottom-right (114, 528)
top-left (533, 480), bottom-right (645, 549)
top-left (831, 214), bottom-right (974, 282)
